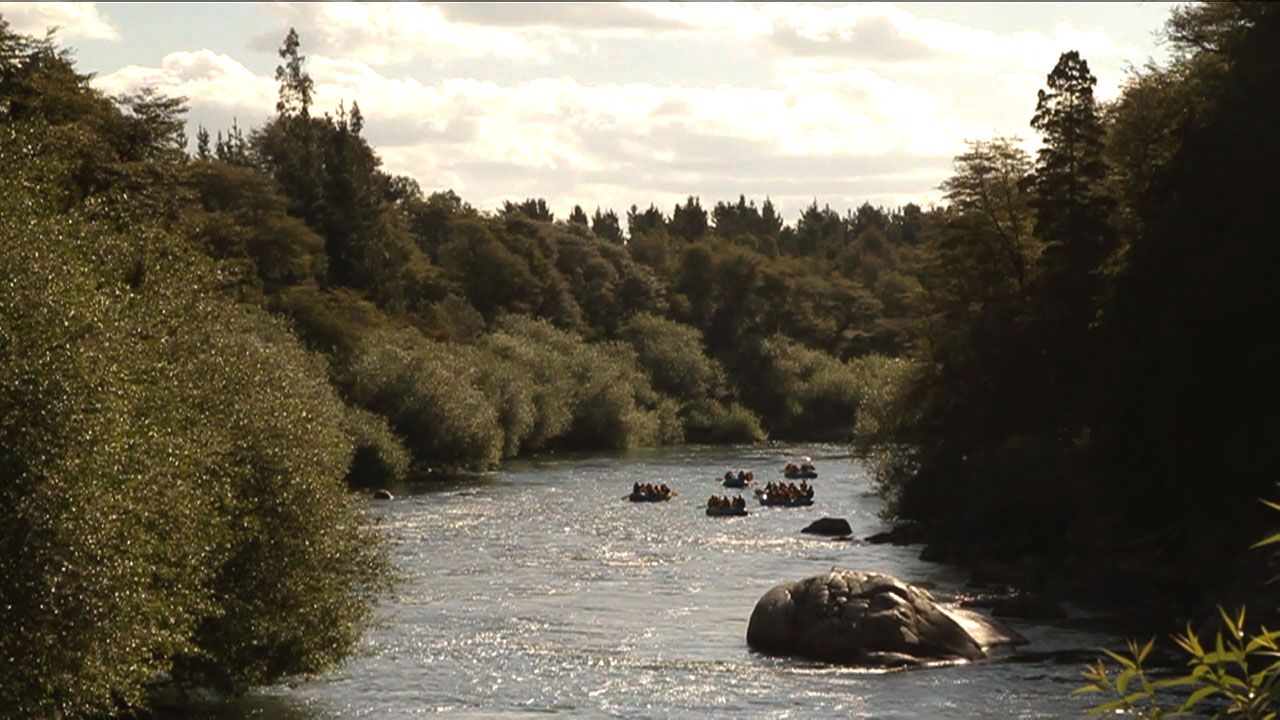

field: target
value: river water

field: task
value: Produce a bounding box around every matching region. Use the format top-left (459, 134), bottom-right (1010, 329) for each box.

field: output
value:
top-left (198, 444), bottom-right (1116, 719)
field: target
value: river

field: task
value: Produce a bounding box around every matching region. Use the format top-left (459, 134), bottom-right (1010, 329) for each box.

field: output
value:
top-left (191, 444), bottom-right (1116, 719)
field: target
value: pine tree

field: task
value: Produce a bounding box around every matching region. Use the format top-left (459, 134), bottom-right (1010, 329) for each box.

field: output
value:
top-left (1026, 51), bottom-right (1117, 440)
top-left (195, 125), bottom-right (211, 160)
top-left (669, 196), bottom-right (707, 241)
top-left (591, 208), bottom-right (624, 243)
top-left (349, 100), bottom-right (364, 135)
top-left (275, 28), bottom-right (313, 119)
top-left (1029, 50), bottom-right (1114, 322)
top-left (626, 204), bottom-right (666, 238)
top-left (568, 205), bottom-right (588, 226)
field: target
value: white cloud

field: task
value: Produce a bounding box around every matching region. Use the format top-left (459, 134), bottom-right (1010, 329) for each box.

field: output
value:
top-left (0, 1), bottom-right (119, 40)
top-left (82, 2), bottom-right (1168, 220)
top-left (259, 3), bottom-right (582, 66)
top-left (94, 49), bottom-right (276, 110)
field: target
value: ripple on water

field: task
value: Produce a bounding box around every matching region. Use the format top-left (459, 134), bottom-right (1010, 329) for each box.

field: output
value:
top-left (208, 444), bottom-right (1114, 719)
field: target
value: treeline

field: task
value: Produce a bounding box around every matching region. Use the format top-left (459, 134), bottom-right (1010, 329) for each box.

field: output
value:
top-left (0, 18), bottom-right (919, 715)
top-left (855, 2), bottom-right (1280, 600)
top-left (150, 28), bottom-right (926, 472)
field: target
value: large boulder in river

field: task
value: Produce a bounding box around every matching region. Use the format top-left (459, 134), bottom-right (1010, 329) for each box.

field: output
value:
top-left (747, 570), bottom-right (1026, 667)
top-left (801, 517), bottom-right (853, 536)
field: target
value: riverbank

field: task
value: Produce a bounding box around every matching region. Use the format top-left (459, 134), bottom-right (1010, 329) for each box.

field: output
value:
top-left (866, 520), bottom-right (1280, 653)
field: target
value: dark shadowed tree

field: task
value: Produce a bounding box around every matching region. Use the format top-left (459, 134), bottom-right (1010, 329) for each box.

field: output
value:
top-left (195, 125), bottom-right (211, 160)
top-left (501, 197), bottom-right (554, 221)
top-left (591, 207), bottom-right (624, 243)
top-left (627, 203), bottom-right (666, 238)
top-left (1029, 51), bottom-right (1114, 330)
top-left (669, 196), bottom-right (708, 241)
top-left (275, 27), bottom-right (313, 119)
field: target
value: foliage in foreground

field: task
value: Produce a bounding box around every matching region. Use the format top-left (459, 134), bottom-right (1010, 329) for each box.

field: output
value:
top-left (0, 25), bottom-right (387, 716)
top-left (1078, 612), bottom-right (1280, 719)
top-left (1078, 501), bottom-right (1280, 718)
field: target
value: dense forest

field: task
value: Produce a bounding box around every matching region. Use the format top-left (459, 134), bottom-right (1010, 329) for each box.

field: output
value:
top-left (2, 1), bottom-right (1277, 716)
top-left (855, 1), bottom-right (1280, 608)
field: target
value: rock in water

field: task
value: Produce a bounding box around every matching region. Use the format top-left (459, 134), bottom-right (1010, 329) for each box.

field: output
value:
top-left (801, 517), bottom-right (853, 536)
top-left (746, 570), bottom-right (1025, 667)
top-left (372, 489), bottom-right (394, 500)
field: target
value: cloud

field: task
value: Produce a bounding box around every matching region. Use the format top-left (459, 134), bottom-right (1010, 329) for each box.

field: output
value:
top-left (85, 2), bottom-right (1165, 220)
top-left (0, 2), bottom-right (119, 40)
top-left (92, 45), bottom-right (993, 219)
top-left (437, 3), bottom-right (686, 31)
top-left (254, 3), bottom-right (583, 66)
top-left (94, 49), bottom-right (276, 110)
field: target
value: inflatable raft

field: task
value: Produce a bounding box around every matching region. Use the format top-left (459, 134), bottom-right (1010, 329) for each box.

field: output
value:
top-left (628, 491), bottom-right (675, 502)
top-left (706, 506), bottom-right (749, 517)
top-left (757, 493), bottom-right (814, 507)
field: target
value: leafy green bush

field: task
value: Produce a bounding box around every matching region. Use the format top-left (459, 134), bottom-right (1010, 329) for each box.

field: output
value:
top-left (342, 405), bottom-right (411, 487)
top-left (747, 335), bottom-right (888, 441)
top-left (684, 400), bottom-right (767, 443)
top-left (348, 326), bottom-right (504, 469)
top-left (620, 312), bottom-right (726, 401)
top-left (496, 315), bottom-right (676, 451)
top-left (0, 187), bottom-right (385, 715)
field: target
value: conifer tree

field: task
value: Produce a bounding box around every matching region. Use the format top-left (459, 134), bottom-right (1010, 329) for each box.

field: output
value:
top-left (591, 207), bottom-right (624, 243)
top-left (1029, 51), bottom-right (1114, 326)
top-left (275, 27), bottom-right (313, 119)
top-left (195, 125), bottom-right (210, 160)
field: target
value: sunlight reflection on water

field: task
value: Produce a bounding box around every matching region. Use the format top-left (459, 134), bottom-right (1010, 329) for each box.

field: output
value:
top-left (190, 443), bottom-right (1112, 719)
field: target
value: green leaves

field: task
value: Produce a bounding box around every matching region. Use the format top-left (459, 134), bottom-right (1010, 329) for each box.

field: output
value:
top-left (0, 113), bottom-right (386, 714)
top-left (1081, 607), bottom-right (1280, 719)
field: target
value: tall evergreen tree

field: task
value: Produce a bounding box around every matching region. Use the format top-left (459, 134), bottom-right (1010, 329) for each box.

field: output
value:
top-left (275, 27), bottom-right (313, 119)
top-left (669, 196), bottom-right (708, 241)
top-left (195, 125), bottom-right (210, 160)
top-left (626, 204), bottom-right (666, 238)
top-left (349, 100), bottom-right (364, 135)
top-left (591, 207), bottom-right (624, 243)
top-left (1029, 51), bottom-right (1114, 328)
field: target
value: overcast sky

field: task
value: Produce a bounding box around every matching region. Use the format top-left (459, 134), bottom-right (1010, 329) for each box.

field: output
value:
top-left (1, 2), bottom-right (1176, 220)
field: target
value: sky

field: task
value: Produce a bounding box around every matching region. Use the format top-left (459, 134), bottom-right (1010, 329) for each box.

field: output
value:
top-left (0, 2), bottom-right (1178, 221)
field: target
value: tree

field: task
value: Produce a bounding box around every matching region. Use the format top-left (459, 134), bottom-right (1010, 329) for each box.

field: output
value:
top-left (195, 125), bottom-right (210, 160)
top-left (349, 99), bottom-right (363, 135)
top-left (669, 196), bottom-right (708, 241)
top-left (627, 203), bottom-right (666, 238)
top-left (938, 137), bottom-right (1039, 300)
top-left (591, 207), bottom-right (624, 243)
top-left (1029, 51), bottom-right (1114, 328)
top-left (214, 118), bottom-right (250, 165)
top-left (568, 204), bottom-right (588, 226)
top-left (275, 28), bottom-right (313, 119)
top-left (501, 197), bottom-right (553, 222)
top-left (116, 87), bottom-right (189, 163)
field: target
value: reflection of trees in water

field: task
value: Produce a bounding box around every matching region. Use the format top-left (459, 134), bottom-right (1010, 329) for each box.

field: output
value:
top-left (158, 695), bottom-right (321, 720)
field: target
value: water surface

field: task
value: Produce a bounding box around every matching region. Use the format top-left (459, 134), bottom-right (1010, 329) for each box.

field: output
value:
top-left (198, 444), bottom-right (1113, 718)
